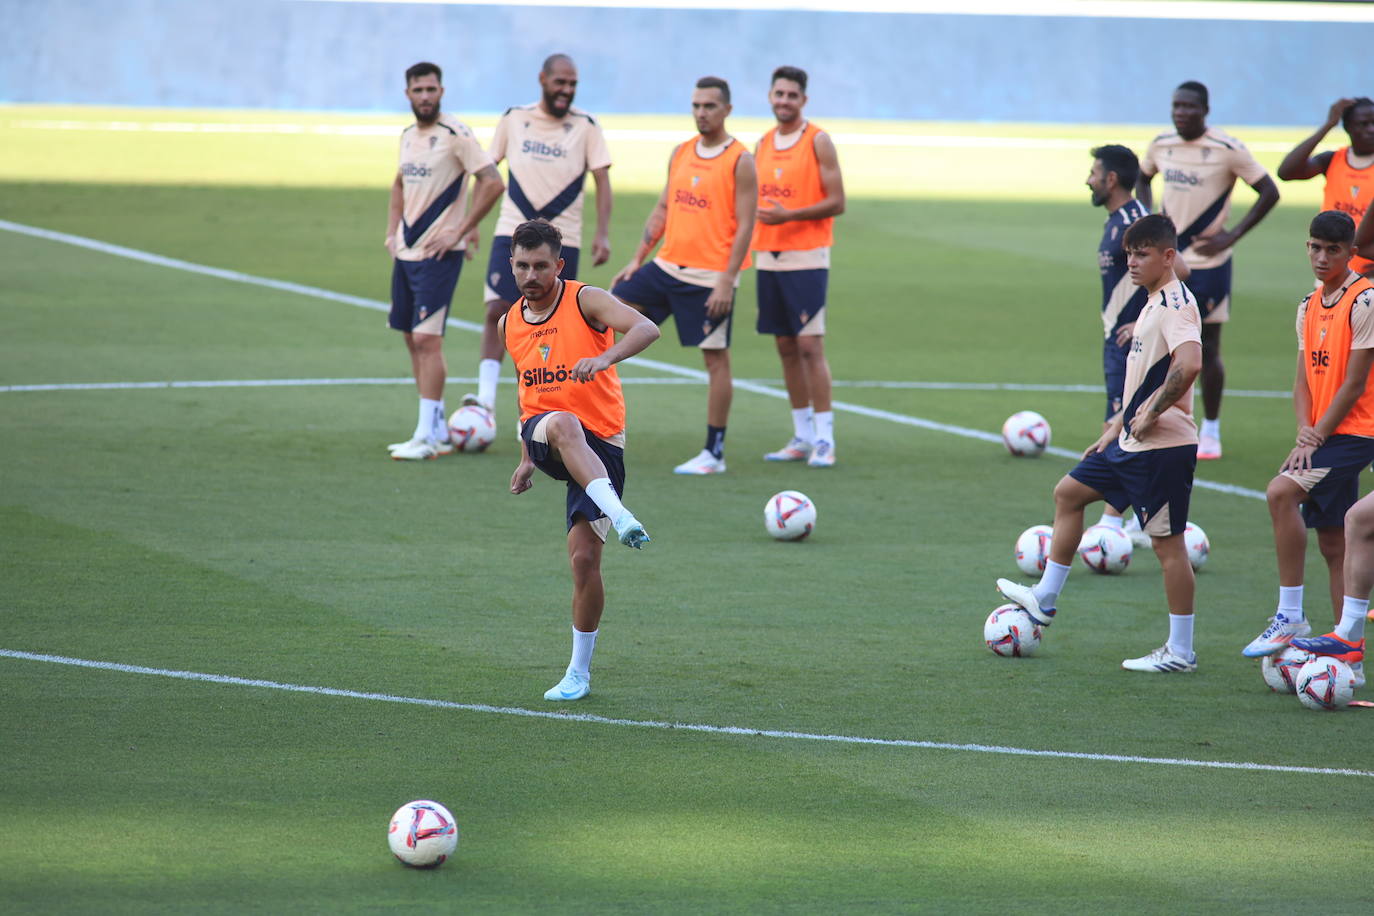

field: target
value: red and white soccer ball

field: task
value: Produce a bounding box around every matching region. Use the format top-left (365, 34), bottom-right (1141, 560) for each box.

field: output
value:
top-left (1260, 646), bottom-right (1313, 694)
top-left (388, 799), bottom-right (459, 868)
top-left (1294, 657), bottom-right (1357, 711)
top-left (984, 603), bottom-right (1042, 657)
top-left (764, 490), bottom-right (816, 541)
top-left (1002, 410), bottom-right (1051, 457)
top-left (1184, 522), bottom-right (1209, 571)
top-left (1077, 524), bottom-right (1132, 574)
top-left (449, 405), bottom-right (497, 452)
top-left (1014, 524), bottom-right (1054, 576)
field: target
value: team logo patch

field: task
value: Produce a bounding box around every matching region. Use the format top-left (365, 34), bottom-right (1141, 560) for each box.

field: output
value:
top-left (1320, 326), bottom-right (1328, 344)
top-left (800, 310), bottom-right (810, 324)
top-left (1354, 186), bottom-right (1362, 200)
top-left (419, 307), bottom-right (429, 319)
top-left (1201, 147), bottom-right (1211, 160)
top-left (691, 175), bottom-right (701, 188)
top-left (490, 272), bottom-right (500, 286)
top-left (563, 122), bottom-right (573, 133)
top-left (429, 136), bottom-right (437, 149)
top-left (774, 167), bottom-right (783, 180)
top-left (539, 345), bottom-right (551, 362)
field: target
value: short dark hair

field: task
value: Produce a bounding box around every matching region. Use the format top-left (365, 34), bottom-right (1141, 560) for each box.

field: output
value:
top-left (1343, 97), bottom-right (1374, 131)
top-left (1123, 213), bottom-right (1178, 251)
top-left (696, 76), bottom-right (730, 104)
top-left (405, 61), bottom-right (442, 85)
top-left (1310, 210), bottom-right (1356, 245)
top-left (1091, 144), bottom-right (1140, 193)
top-left (512, 219), bottom-right (562, 257)
top-left (1176, 80), bottom-right (1209, 108)
top-left (771, 66), bottom-right (808, 93)
top-left (542, 53), bottom-right (574, 75)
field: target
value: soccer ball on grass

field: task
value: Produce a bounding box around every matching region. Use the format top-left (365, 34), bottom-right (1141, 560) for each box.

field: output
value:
top-left (984, 604), bottom-right (1042, 657)
top-left (448, 405), bottom-right (497, 452)
top-left (1014, 524), bottom-right (1053, 576)
top-left (1077, 524), bottom-right (1132, 574)
top-left (1183, 522), bottom-right (1209, 570)
top-left (1002, 410), bottom-right (1051, 457)
top-left (1294, 657), bottom-right (1357, 711)
top-left (764, 490), bottom-right (816, 541)
top-left (388, 799), bottom-right (459, 868)
top-left (1260, 646), bottom-right (1312, 694)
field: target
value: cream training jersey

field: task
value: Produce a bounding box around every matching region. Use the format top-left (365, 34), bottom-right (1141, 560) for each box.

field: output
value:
top-left (1120, 276), bottom-right (1203, 453)
top-left (489, 104), bottom-right (612, 249)
top-left (392, 113), bottom-right (493, 262)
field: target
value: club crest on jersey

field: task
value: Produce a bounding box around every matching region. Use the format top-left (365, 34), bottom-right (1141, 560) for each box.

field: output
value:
top-left (429, 136), bottom-right (437, 149)
top-left (691, 175), bottom-right (701, 188)
top-left (774, 167), bottom-right (783, 180)
top-left (563, 122), bottom-right (573, 133)
top-left (1201, 147), bottom-right (1211, 160)
top-left (1354, 186), bottom-right (1362, 200)
top-left (539, 345), bottom-right (551, 362)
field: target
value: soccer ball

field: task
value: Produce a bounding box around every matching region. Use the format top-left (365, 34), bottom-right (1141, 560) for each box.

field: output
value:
top-left (388, 799), bottom-right (459, 868)
top-left (1077, 524), bottom-right (1132, 574)
top-left (1184, 522), bottom-right (1209, 570)
top-left (1260, 646), bottom-right (1313, 694)
top-left (1002, 410), bottom-right (1051, 457)
top-left (1014, 524), bottom-right (1054, 576)
top-left (764, 490), bottom-right (816, 541)
top-left (984, 604), bottom-right (1042, 657)
top-left (1295, 657), bottom-right (1357, 711)
top-left (448, 405), bottom-right (496, 452)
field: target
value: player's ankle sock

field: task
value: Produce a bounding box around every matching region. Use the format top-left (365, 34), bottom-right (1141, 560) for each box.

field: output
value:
top-left (1337, 596), bottom-right (1369, 642)
top-left (1122, 515), bottom-right (1143, 533)
top-left (1096, 513), bottom-right (1124, 531)
top-left (705, 426), bottom-right (726, 460)
top-left (432, 398), bottom-right (448, 440)
top-left (1201, 418), bottom-right (1220, 440)
top-left (569, 626), bottom-right (598, 677)
top-left (1277, 586), bottom-right (1305, 623)
top-left (584, 478), bottom-right (627, 522)
top-left (416, 398), bottom-right (442, 440)
top-left (1034, 560), bottom-right (1071, 608)
top-left (791, 407), bottom-right (815, 444)
top-left (1167, 612), bottom-right (1195, 657)
top-left (478, 358), bottom-right (501, 407)
top-left (813, 410), bottom-right (834, 444)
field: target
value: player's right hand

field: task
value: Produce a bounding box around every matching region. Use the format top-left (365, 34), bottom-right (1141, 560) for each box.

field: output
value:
top-left (511, 462), bottom-right (534, 495)
top-left (384, 234), bottom-right (397, 257)
top-left (611, 261), bottom-right (639, 287)
top-left (1328, 97), bottom-right (1359, 127)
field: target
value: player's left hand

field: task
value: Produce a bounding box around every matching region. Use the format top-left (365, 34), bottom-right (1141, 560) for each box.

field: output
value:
top-left (705, 278), bottom-right (735, 319)
top-left (757, 200), bottom-right (791, 225)
top-left (1191, 230), bottom-right (1237, 257)
top-left (1296, 425), bottom-right (1325, 448)
top-left (571, 356), bottom-right (609, 381)
top-left (1281, 444), bottom-right (1319, 474)
top-left (463, 228), bottom-right (481, 261)
top-left (1114, 322), bottom-right (1136, 347)
top-left (592, 234), bottom-right (611, 267)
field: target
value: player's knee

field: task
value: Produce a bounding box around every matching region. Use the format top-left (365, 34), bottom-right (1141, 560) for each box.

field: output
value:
top-left (1265, 476), bottom-right (1300, 509)
top-left (1347, 501), bottom-right (1374, 539)
top-left (775, 336), bottom-right (799, 358)
top-left (543, 411), bottom-right (582, 445)
top-left (568, 539), bottom-right (602, 580)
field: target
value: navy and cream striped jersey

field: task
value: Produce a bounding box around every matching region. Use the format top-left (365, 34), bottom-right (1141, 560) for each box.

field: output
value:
top-left (1098, 198), bottom-right (1149, 340)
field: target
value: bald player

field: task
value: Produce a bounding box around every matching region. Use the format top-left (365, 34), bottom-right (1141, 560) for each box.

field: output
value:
top-left (1137, 80), bottom-right (1280, 461)
top-left (386, 61), bottom-right (504, 461)
top-left (611, 76), bottom-right (757, 475)
top-left (467, 54), bottom-right (614, 422)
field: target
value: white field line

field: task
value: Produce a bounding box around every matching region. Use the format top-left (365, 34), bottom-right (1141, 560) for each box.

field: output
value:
top-left (0, 218), bottom-right (1266, 501)
top-left (3, 648), bottom-right (1369, 778)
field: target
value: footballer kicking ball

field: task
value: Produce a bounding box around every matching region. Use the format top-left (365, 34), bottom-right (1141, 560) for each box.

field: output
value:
top-left (1077, 524), bottom-right (1132, 574)
top-left (1261, 646), bottom-right (1313, 694)
top-left (1184, 522), bottom-right (1209, 571)
top-left (1295, 657), bottom-right (1357, 711)
top-left (1014, 524), bottom-right (1054, 576)
top-left (388, 799), bottom-right (459, 868)
top-left (984, 604), bottom-right (1042, 657)
top-left (448, 405), bottom-right (497, 452)
top-left (1002, 410), bottom-right (1051, 457)
top-left (764, 490), bottom-right (816, 541)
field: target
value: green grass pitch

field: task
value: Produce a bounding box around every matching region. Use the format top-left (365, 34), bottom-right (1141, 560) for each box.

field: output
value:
top-left (3, 106), bottom-right (1374, 913)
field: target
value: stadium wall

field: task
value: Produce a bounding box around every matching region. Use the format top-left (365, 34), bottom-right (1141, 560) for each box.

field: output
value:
top-left (4, 0), bottom-right (1371, 124)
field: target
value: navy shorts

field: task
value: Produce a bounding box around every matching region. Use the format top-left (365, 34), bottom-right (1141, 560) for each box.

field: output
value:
top-left (612, 261), bottom-right (732, 348)
top-left (1070, 440), bottom-right (1197, 537)
top-left (1102, 337), bottom-right (1129, 422)
top-left (484, 235), bottom-right (580, 304)
top-left (520, 411), bottom-right (626, 534)
top-left (1281, 434), bottom-right (1374, 528)
top-left (756, 268), bottom-right (828, 336)
top-left (1186, 261), bottom-right (1232, 323)
top-left (389, 252), bottom-right (463, 334)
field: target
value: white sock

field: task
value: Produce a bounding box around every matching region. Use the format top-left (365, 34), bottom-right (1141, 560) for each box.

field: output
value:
top-left (1033, 560), bottom-right (1071, 609)
top-left (791, 407), bottom-right (815, 444)
top-left (1096, 513), bottom-right (1124, 531)
top-left (569, 627), bottom-right (598, 677)
top-left (814, 410), bottom-right (835, 444)
top-left (433, 398), bottom-right (448, 440)
top-left (1122, 514), bottom-right (1142, 533)
top-left (1168, 613), bottom-right (1195, 658)
top-left (584, 478), bottom-right (628, 523)
top-left (1277, 586), bottom-right (1305, 622)
top-left (1201, 418), bottom-right (1220, 440)
top-left (1337, 596), bottom-right (1369, 642)
top-left (416, 398), bottom-right (443, 441)
top-left (477, 358), bottom-right (501, 408)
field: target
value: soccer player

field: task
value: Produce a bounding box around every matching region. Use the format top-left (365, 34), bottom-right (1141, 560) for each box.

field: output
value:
top-left (1240, 211), bottom-right (1374, 684)
top-left (1277, 97), bottom-right (1374, 278)
top-left (467, 54), bottom-right (613, 418)
top-left (611, 76), bottom-right (757, 475)
top-left (1085, 144), bottom-right (1149, 543)
top-left (1137, 81), bottom-right (1280, 461)
top-left (501, 220), bottom-right (659, 701)
top-left (996, 214), bottom-right (1203, 672)
top-left (385, 61), bottom-right (504, 461)
top-left (1307, 489), bottom-right (1374, 689)
top-left (752, 65), bottom-right (846, 468)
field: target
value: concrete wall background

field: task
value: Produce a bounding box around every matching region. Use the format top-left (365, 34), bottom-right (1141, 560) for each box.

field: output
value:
top-left (3, 0), bottom-right (1370, 124)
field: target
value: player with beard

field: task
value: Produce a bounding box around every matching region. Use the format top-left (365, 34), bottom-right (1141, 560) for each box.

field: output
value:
top-left (466, 54), bottom-right (614, 425)
top-left (1278, 97), bottom-right (1374, 278)
top-left (1137, 81), bottom-right (1280, 461)
top-left (612, 76), bottom-right (757, 475)
top-left (385, 61), bottom-right (505, 460)
top-left (501, 220), bottom-right (659, 701)
top-left (752, 65), bottom-right (846, 469)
